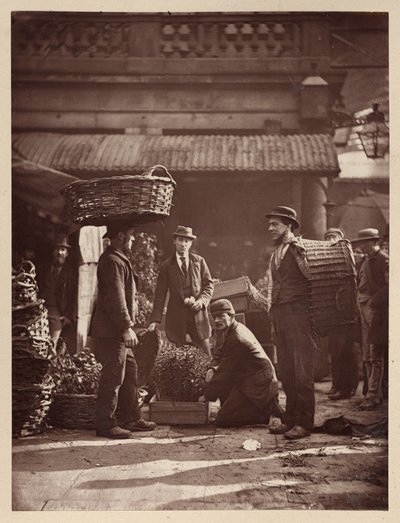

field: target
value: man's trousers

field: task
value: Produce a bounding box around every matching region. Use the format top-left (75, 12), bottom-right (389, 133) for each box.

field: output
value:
top-left (271, 299), bottom-right (315, 431)
top-left (94, 337), bottom-right (141, 430)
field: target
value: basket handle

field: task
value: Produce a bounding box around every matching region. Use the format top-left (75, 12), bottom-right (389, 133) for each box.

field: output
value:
top-left (13, 272), bottom-right (37, 288)
top-left (18, 260), bottom-right (36, 276)
top-left (142, 165), bottom-right (176, 186)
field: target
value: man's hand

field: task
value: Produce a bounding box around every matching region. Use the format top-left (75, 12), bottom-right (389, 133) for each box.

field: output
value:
top-left (205, 368), bottom-right (214, 383)
top-left (191, 299), bottom-right (203, 312)
top-left (148, 322), bottom-right (160, 331)
top-left (122, 327), bottom-right (138, 348)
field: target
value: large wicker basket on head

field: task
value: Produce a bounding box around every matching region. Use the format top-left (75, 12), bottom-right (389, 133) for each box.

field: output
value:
top-left (300, 238), bottom-right (357, 337)
top-left (61, 165), bottom-right (176, 226)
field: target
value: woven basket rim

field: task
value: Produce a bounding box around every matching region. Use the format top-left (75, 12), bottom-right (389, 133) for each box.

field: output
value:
top-left (62, 173), bottom-right (176, 193)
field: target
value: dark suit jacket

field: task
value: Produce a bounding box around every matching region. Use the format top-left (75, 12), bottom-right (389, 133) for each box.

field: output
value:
top-left (149, 252), bottom-right (214, 345)
top-left (205, 320), bottom-right (279, 410)
top-left (38, 261), bottom-right (77, 320)
top-left (90, 246), bottom-right (139, 339)
top-left (358, 248), bottom-right (389, 345)
top-left (361, 248), bottom-right (389, 298)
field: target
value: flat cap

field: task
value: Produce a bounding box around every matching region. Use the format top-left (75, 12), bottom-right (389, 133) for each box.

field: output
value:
top-left (210, 299), bottom-right (235, 316)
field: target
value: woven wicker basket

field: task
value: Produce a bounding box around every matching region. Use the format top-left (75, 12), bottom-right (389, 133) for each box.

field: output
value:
top-left (49, 393), bottom-right (97, 430)
top-left (300, 238), bottom-right (357, 336)
top-left (12, 271), bottom-right (38, 307)
top-left (62, 165), bottom-right (176, 226)
top-left (12, 379), bottom-right (55, 437)
top-left (12, 324), bottom-right (55, 359)
top-left (12, 300), bottom-right (50, 339)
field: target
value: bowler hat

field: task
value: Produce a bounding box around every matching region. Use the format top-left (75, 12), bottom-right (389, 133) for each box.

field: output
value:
top-left (265, 206), bottom-right (300, 229)
top-left (324, 227), bottom-right (344, 240)
top-left (102, 220), bottom-right (135, 239)
top-left (173, 225), bottom-right (197, 240)
top-left (53, 233), bottom-right (71, 249)
top-left (210, 299), bottom-right (235, 316)
top-left (351, 228), bottom-right (380, 243)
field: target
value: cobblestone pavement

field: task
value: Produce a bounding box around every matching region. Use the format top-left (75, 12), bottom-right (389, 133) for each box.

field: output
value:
top-left (12, 381), bottom-right (389, 511)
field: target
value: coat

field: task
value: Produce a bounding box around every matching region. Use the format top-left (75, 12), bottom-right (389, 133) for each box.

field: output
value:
top-left (38, 261), bottom-right (77, 320)
top-left (358, 248), bottom-right (389, 345)
top-left (359, 248), bottom-right (389, 298)
top-left (368, 285), bottom-right (388, 345)
top-left (205, 320), bottom-right (279, 413)
top-left (149, 252), bottom-right (214, 345)
top-left (90, 246), bottom-right (139, 339)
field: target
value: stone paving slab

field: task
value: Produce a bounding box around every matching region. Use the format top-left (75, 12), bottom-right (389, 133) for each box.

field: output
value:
top-left (12, 382), bottom-right (389, 511)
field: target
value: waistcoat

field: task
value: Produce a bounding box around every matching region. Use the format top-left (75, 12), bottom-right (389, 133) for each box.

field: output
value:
top-left (271, 246), bottom-right (309, 304)
top-left (181, 266), bottom-right (192, 298)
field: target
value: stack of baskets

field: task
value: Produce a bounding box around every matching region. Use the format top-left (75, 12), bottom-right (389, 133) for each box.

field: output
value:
top-left (62, 165), bottom-right (176, 226)
top-left (300, 238), bottom-right (357, 336)
top-left (12, 261), bottom-right (56, 437)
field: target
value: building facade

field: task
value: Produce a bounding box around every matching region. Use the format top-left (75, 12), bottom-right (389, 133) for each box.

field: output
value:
top-left (12, 11), bottom-right (388, 348)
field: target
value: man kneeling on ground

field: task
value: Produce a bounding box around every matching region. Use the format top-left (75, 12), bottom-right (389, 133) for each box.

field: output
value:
top-left (205, 299), bottom-right (284, 427)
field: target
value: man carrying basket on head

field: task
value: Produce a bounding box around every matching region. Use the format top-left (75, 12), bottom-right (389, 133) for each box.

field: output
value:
top-left (149, 226), bottom-right (214, 356)
top-left (90, 221), bottom-right (157, 439)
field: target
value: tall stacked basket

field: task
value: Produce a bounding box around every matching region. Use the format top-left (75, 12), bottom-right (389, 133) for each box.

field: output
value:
top-left (12, 261), bottom-right (56, 437)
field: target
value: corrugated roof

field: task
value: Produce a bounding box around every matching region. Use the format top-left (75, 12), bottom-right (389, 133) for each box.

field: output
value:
top-left (12, 133), bottom-right (340, 174)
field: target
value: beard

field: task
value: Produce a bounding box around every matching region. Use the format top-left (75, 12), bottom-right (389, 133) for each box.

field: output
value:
top-left (53, 255), bottom-right (67, 266)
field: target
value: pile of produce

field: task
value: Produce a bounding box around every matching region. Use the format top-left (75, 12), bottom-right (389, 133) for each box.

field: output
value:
top-left (130, 232), bottom-right (161, 327)
top-left (50, 343), bottom-right (102, 395)
top-left (47, 343), bottom-right (101, 430)
top-left (153, 343), bottom-right (211, 402)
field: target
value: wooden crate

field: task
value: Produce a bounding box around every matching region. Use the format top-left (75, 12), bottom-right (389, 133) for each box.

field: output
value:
top-left (212, 277), bottom-right (249, 313)
top-left (149, 396), bottom-right (209, 425)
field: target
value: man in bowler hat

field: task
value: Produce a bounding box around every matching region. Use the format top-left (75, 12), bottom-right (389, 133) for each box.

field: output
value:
top-left (265, 206), bottom-right (315, 439)
top-left (39, 233), bottom-right (77, 348)
top-left (90, 221), bottom-right (156, 438)
top-left (352, 228), bottom-right (389, 409)
top-left (149, 226), bottom-right (214, 356)
top-left (204, 299), bottom-right (283, 427)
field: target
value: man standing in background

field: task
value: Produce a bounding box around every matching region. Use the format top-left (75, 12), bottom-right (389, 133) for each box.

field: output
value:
top-left (39, 234), bottom-right (77, 349)
top-left (149, 226), bottom-right (214, 356)
top-left (352, 228), bottom-right (389, 410)
top-left (324, 228), bottom-right (358, 400)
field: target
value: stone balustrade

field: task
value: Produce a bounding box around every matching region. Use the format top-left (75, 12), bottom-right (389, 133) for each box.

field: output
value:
top-left (160, 22), bottom-right (300, 58)
top-left (12, 15), bottom-right (302, 58)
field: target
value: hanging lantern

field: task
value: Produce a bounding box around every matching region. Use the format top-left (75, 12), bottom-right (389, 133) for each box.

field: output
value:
top-left (357, 103), bottom-right (389, 159)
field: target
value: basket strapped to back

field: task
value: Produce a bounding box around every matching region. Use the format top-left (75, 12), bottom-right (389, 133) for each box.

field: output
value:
top-left (299, 238), bottom-right (357, 336)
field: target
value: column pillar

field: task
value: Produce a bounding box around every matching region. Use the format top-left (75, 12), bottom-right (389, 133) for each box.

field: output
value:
top-left (323, 200), bottom-right (337, 229)
top-left (300, 176), bottom-right (328, 240)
